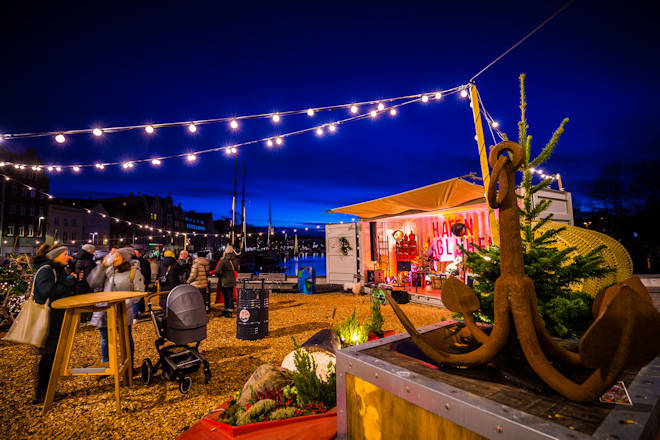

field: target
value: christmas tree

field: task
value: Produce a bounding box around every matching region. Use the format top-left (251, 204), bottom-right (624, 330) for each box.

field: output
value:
top-left (463, 74), bottom-right (613, 339)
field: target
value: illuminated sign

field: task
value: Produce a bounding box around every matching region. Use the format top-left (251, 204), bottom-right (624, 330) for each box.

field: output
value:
top-left (429, 211), bottom-right (491, 262)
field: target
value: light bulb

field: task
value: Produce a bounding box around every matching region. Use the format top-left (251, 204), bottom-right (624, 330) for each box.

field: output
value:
top-left (350, 105), bottom-right (358, 114)
top-left (266, 139), bottom-right (273, 147)
top-left (20, 165), bottom-right (25, 169)
top-left (55, 134), bottom-right (66, 143)
top-left (390, 108), bottom-right (397, 116)
top-left (47, 166), bottom-right (53, 171)
top-left (316, 127), bottom-right (323, 136)
top-left (145, 125), bottom-right (155, 134)
top-left (421, 95), bottom-right (429, 103)
top-left (93, 128), bottom-right (103, 137)
top-left (370, 110), bottom-right (377, 118)
top-left (275, 137), bottom-right (283, 145)
top-left (530, 168), bottom-right (536, 172)
top-left (491, 121), bottom-right (499, 128)
top-left (272, 114), bottom-right (280, 123)
top-left (55, 166), bottom-right (62, 172)
top-left (151, 159), bottom-right (161, 166)
top-left (435, 92), bottom-right (442, 99)
top-left (186, 154), bottom-right (197, 162)
top-left (307, 108), bottom-right (315, 116)
top-left (328, 124), bottom-right (336, 132)
top-left (230, 120), bottom-right (238, 129)
top-left (460, 89), bottom-right (469, 98)
top-left (377, 103), bottom-right (385, 111)
top-left (72, 166), bottom-right (80, 172)
top-left (474, 135), bottom-right (478, 141)
top-left (95, 163), bottom-right (105, 169)
top-left (14, 164), bottom-right (19, 169)
top-left (231, 147), bottom-right (237, 153)
top-left (188, 123), bottom-right (197, 133)
top-left (469, 102), bottom-right (473, 108)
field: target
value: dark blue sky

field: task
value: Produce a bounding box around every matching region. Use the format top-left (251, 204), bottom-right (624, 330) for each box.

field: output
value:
top-left (1, 1), bottom-right (658, 227)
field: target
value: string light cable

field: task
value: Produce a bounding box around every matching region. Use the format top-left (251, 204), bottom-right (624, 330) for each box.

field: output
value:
top-left (0, 86), bottom-right (463, 142)
top-left (0, 86), bottom-right (465, 172)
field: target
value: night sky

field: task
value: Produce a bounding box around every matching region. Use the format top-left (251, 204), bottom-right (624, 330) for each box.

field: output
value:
top-left (1, 1), bottom-right (658, 228)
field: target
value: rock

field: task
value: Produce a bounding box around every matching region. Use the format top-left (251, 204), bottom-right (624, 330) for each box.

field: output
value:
top-left (237, 364), bottom-right (293, 407)
top-left (301, 329), bottom-right (341, 355)
top-left (281, 346), bottom-right (336, 381)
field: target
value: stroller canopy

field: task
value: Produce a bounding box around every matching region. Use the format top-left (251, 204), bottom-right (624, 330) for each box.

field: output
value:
top-left (166, 284), bottom-right (208, 331)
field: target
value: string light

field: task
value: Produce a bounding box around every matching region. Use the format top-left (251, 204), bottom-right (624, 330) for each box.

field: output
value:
top-left (370, 110), bottom-right (377, 118)
top-left (390, 108), bottom-right (397, 116)
top-left (350, 105), bottom-right (358, 114)
top-left (328, 124), bottom-right (336, 133)
top-left (55, 134), bottom-right (65, 143)
top-left (306, 109), bottom-right (315, 116)
top-left (230, 120), bottom-right (239, 129)
top-left (272, 114), bottom-right (280, 123)
top-left (95, 163), bottom-right (105, 169)
top-left (151, 158), bottom-right (161, 166)
top-left (72, 166), bottom-right (80, 172)
top-left (435, 92), bottom-right (442, 99)
top-left (421, 95), bottom-right (429, 103)
top-left (460, 89), bottom-right (469, 98)
top-left (491, 121), bottom-right (499, 128)
top-left (188, 123), bottom-right (197, 133)
top-left (186, 154), bottom-right (197, 162)
top-left (266, 139), bottom-right (273, 147)
top-left (55, 166), bottom-right (62, 172)
top-left (315, 127), bottom-right (324, 136)
top-left (377, 103), bottom-right (385, 111)
top-left (275, 137), bottom-right (283, 145)
top-left (145, 125), bottom-right (154, 134)
top-left (122, 162), bottom-right (134, 169)
top-left (93, 128), bottom-right (103, 137)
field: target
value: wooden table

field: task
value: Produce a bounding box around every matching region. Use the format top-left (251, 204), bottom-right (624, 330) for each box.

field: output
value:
top-left (42, 291), bottom-right (147, 415)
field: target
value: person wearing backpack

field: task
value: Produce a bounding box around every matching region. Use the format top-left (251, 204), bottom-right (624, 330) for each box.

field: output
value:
top-left (157, 250), bottom-right (185, 309)
top-left (215, 246), bottom-right (238, 318)
top-left (31, 244), bottom-right (77, 404)
top-left (87, 247), bottom-right (145, 367)
top-left (187, 253), bottom-right (211, 313)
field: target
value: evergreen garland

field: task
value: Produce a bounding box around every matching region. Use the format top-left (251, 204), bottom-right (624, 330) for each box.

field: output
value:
top-left (463, 74), bottom-right (613, 339)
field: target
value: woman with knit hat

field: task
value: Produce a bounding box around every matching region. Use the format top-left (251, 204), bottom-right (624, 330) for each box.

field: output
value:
top-left (31, 244), bottom-right (78, 404)
top-left (214, 245), bottom-right (238, 317)
top-left (87, 247), bottom-right (145, 367)
top-left (157, 249), bottom-right (185, 309)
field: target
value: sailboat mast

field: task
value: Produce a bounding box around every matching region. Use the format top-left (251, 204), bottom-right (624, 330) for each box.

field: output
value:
top-left (231, 155), bottom-right (237, 247)
top-left (241, 160), bottom-right (246, 251)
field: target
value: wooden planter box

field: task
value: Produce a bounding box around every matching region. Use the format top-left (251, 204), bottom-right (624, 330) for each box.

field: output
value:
top-left (367, 329), bottom-right (396, 341)
top-left (336, 321), bottom-right (660, 440)
top-left (177, 401), bottom-right (337, 440)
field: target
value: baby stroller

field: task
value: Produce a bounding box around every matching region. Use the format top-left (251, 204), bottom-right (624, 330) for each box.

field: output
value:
top-left (141, 284), bottom-right (211, 394)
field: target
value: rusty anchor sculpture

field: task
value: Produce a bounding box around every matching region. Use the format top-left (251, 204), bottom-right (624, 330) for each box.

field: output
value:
top-left (386, 140), bottom-right (660, 402)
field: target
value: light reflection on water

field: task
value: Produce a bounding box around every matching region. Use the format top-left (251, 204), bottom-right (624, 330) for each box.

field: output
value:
top-left (283, 255), bottom-right (326, 276)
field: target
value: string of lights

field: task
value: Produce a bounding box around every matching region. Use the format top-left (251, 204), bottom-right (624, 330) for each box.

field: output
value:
top-left (0, 86), bottom-right (464, 143)
top-left (0, 87), bottom-right (465, 173)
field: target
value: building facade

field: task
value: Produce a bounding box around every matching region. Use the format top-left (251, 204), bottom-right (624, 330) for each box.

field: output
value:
top-left (0, 148), bottom-right (50, 256)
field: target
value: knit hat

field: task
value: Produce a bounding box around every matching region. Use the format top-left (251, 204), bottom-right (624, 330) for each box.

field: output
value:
top-left (116, 247), bottom-right (136, 262)
top-left (82, 244), bottom-right (95, 254)
top-left (46, 246), bottom-right (68, 260)
top-left (164, 250), bottom-right (175, 258)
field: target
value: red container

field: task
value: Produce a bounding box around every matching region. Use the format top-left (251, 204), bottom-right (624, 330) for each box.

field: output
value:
top-left (367, 329), bottom-right (396, 341)
top-left (177, 401), bottom-right (337, 440)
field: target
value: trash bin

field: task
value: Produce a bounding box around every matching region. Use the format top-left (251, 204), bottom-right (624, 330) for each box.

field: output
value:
top-left (298, 266), bottom-right (316, 294)
top-left (236, 281), bottom-right (269, 340)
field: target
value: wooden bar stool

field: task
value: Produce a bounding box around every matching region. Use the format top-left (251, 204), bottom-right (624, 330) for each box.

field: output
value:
top-left (41, 291), bottom-right (146, 415)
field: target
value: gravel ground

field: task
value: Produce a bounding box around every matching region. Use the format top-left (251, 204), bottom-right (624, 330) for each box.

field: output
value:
top-left (0, 292), bottom-right (450, 440)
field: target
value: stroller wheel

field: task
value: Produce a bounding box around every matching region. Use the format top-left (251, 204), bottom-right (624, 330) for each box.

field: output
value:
top-left (179, 376), bottom-right (192, 394)
top-left (204, 369), bottom-right (211, 384)
top-left (141, 359), bottom-right (153, 385)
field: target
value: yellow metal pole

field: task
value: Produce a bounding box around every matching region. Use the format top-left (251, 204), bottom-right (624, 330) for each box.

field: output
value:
top-left (469, 84), bottom-right (500, 246)
top-left (556, 173), bottom-right (564, 191)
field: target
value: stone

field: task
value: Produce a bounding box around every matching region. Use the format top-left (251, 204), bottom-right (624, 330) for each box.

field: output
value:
top-left (237, 364), bottom-right (293, 407)
top-left (281, 346), bottom-right (336, 381)
top-left (301, 329), bottom-right (341, 355)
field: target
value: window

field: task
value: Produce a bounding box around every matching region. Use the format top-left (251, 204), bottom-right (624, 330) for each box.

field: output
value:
top-left (54, 217), bottom-right (59, 225)
top-left (72, 219), bottom-right (77, 227)
top-left (63, 231), bottom-right (67, 241)
top-left (8, 204), bottom-right (15, 215)
top-left (63, 218), bottom-right (68, 227)
top-left (20, 187), bottom-right (27, 197)
top-left (29, 206), bottom-right (35, 217)
top-left (7, 224), bottom-right (14, 236)
top-left (19, 205), bottom-right (26, 216)
top-left (27, 224), bottom-right (34, 237)
top-left (71, 232), bottom-right (76, 240)
top-left (38, 207), bottom-right (44, 217)
top-left (18, 225), bottom-right (24, 237)
top-left (30, 189), bottom-right (36, 198)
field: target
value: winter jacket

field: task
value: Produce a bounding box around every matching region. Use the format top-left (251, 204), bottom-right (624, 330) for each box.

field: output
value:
top-left (137, 256), bottom-right (152, 287)
top-left (32, 256), bottom-right (77, 354)
top-left (157, 256), bottom-right (185, 291)
top-left (178, 258), bottom-right (192, 281)
top-left (73, 250), bottom-right (96, 280)
top-left (215, 253), bottom-right (238, 288)
top-left (87, 260), bottom-right (145, 328)
top-left (187, 257), bottom-right (210, 289)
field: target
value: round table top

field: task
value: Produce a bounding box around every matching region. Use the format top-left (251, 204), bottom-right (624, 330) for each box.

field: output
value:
top-left (52, 291), bottom-right (148, 309)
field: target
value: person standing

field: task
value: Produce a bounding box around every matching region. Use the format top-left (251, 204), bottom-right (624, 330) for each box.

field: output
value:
top-left (178, 250), bottom-right (192, 282)
top-left (215, 245), bottom-right (238, 317)
top-left (133, 248), bottom-right (152, 319)
top-left (187, 253), bottom-right (211, 313)
top-left (73, 244), bottom-right (96, 294)
top-left (157, 250), bottom-right (185, 309)
top-left (87, 248), bottom-right (145, 366)
top-left (31, 244), bottom-right (77, 404)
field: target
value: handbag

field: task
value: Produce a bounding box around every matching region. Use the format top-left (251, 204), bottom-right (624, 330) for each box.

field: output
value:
top-left (3, 265), bottom-right (54, 349)
top-left (158, 265), bottom-right (171, 284)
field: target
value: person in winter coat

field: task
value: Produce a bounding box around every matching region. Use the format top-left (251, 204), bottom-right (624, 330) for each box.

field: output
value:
top-left (133, 248), bottom-right (152, 318)
top-left (31, 244), bottom-right (77, 404)
top-left (178, 250), bottom-right (192, 281)
top-left (187, 254), bottom-right (211, 313)
top-left (87, 247), bottom-right (145, 365)
top-left (73, 244), bottom-right (96, 294)
top-left (157, 250), bottom-right (185, 309)
top-left (214, 245), bottom-right (238, 317)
